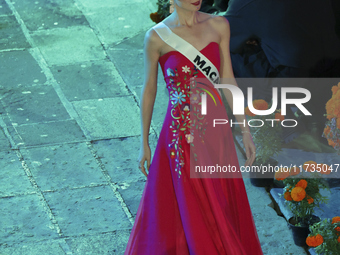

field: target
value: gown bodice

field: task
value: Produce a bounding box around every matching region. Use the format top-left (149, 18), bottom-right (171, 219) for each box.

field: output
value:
top-left (157, 42), bottom-right (221, 179)
top-left (159, 41), bottom-right (221, 89)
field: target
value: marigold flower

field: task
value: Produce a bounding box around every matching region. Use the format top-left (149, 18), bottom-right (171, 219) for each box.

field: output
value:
top-left (295, 179), bottom-right (308, 189)
top-left (289, 166), bottom-right (300, 176)
top-left (334, 103), bottom-right (340, 118)
top-left (328, 139), bottom-right (336, 147)
top-left (306, 234), bottom-right (324, 247)
top-left (320, 163), bottom-right (332, 175)
top-left (150, 12), bottom-right (163, 23)
top-left (335, 226), bottom-right (340, 232)
top-left (323, 125), bottom-right (331, 136)
top-left (291, 187), bottom-right (306, 201)
top-left (284, 191), bottom-right (293, 201)
top-left (332, 85), bottom-right (340, 95)
top-left (332, 216), bottom-right (340, 224)
top-left (252, 99), bottom-right (269, 110)
top-left (325, 98), bottom-right (334, 118)
top-left (303, 161), bottom-right (317, 171)
top-left (307, 195), bottom-right (314, 204)
top-left (274, 168), bottom-right (290, 181)
top-left (338, 236), bottom-right (340, 243)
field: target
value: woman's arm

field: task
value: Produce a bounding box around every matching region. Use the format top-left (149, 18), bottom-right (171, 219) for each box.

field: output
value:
top-left (213, 16), bottom-right (256, 166)
top-left (138, 29), bottom-right (161, 176)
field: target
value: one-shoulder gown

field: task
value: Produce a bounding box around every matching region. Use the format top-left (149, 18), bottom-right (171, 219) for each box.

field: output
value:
top-left (125, 41), bottom-right (263, 255)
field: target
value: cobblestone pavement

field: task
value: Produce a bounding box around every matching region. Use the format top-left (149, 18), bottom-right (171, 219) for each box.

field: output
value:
top-left (0, 0), bottom-right (337, 254)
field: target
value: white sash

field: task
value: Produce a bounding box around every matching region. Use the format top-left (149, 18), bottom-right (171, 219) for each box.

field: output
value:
top-left (153, 22), bottom-right (220, 85)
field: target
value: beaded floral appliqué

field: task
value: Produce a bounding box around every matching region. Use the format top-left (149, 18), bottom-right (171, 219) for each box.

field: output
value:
top-left (167, 65), bottom-right (208, 178)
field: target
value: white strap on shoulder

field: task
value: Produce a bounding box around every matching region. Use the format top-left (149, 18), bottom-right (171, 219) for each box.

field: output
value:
top-left (153, 22), bottom-right (220, 84)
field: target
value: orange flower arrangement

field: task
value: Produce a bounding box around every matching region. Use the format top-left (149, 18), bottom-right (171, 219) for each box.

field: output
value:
top-left (296, 179), bottom-right (308, 189)
top-left (274, 167), bottom-right (290, 181)
top-left (284, 191), bottom-right (293, 201)
top-left (332, 216), bottom-right (340, 224)
top-left (306, 234), bottom-right (324, 247)
top-left (323, 82), bottom-right (340, 154)
top-left (280, 162), bottom-right (329, 226)
top-left (332, 83), bottom-right (340, 95)
top-left (291, 187), bottom-right (306, 201)
top-left (244, 99), bottom-right (270, 117)
top-left (253, 99), bottom-right (268, 110)
top-left (303, 161), bottom-right (317, 171)
top-left (307, 217), bottom-right (340, 254)
top-left (150, 12), bottom-right (163, 23)
top-left (150, 0), bottom-right (171, 24)
top-left (289, 166), bottom-right (301, 176)
top-left (307, 195), bottom-right (314, 204)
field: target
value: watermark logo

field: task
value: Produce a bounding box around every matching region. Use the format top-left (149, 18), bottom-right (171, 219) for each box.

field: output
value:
top-left (201, 85), bottom-right (312, 116)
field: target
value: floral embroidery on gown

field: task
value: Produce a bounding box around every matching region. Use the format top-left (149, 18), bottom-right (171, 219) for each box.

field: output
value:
top-left (125, 41), bottom-right (263, 255)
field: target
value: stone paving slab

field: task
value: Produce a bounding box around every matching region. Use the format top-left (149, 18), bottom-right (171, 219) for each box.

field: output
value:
top-left (242, 180), bottom-right (307, 254)
top-left (118, 179), bottom-right (145, 217)
top-left (31, 26), bottom-right (106, 66)
top-left (65, 230), bottom-right (130, 255)
top-left (8, 120), bottom-right (86, 147)
top-left (0, 240), bottom-right (65, 255)
top-left (51, 60), bottom-right (130, 101)
top-left (0, 194), bottom-right (59, 244)
top-left (92, 135), bottom-right (159, 218)
top-left (0, 14), bottom-right (30, 50)
top-left (309, 248), bottom-right (317, 255)
top-left (0, 150), bottom-right (35, 197)
top-left (107, 30), bottom-right (169, 135)
top-left (13, 0), bottom-right (88, 31)
top-left (43, 185), bottom-right (131, 237)
top-left (92, 135), bottom-right (158, 184)
top-left (0, 0), bottom-right (11, 16)
top-left (0, 49), bottom-right (46, 88)
top-left (127, 81), bottom-right (169, 135)
top-left (107, 31), bottom-right (165, 88)
top-left (1, 84), bottom-right (71, 125)
top-left (80, 4), bottom-right (154, 46)
top-left (72, 96), bottom-right (141, 139)
top-left (21, 143), bottom-right (106, 191)
top-left (77, 0), bottom-right (144, 9)
top-left (0, 127), bottom-right (10, 151)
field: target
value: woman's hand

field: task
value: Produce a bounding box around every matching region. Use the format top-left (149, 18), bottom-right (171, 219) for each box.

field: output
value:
top-left (242, 132), bottom-right (256, 167)
top-left (138, 144), bottom-right (151, 177)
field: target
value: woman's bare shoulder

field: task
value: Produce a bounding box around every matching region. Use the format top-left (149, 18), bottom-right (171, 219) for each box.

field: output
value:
top-left (208, 15), bottom-right (230, 33)
top-left (143, 26), bottom-right (163, 51)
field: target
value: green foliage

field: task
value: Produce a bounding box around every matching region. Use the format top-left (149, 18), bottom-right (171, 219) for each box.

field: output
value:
top-left (281, 173), bottom-right (330, 225)
top-left (156, 0), bottom-right (171, 19)
top-left (247, 103), bottom-right (283, 164)
top-left (252, 122), bottom-right (282, 164)
top-left (308, 218), bottom-right (340, 254)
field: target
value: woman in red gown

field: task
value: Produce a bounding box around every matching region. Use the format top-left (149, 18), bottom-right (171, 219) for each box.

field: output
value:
top-left (125, 0), bottom-right (263, 254)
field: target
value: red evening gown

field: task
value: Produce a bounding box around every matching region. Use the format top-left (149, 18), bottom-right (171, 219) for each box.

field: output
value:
top-left (125, 41), bottom-right (263, 255)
